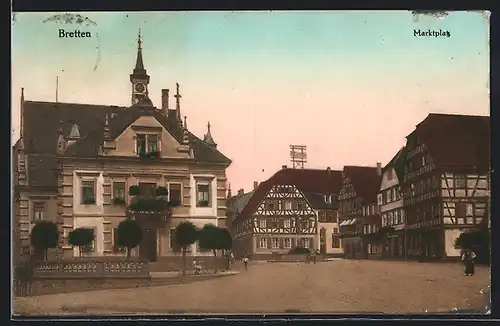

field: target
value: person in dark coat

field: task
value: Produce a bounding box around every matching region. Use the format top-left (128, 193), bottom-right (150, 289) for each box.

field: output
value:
top-left (461, 249), bottom-right (476, 276)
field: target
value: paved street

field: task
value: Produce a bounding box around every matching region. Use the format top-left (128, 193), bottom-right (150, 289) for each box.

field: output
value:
top-left (14, 260), bottom-right (489, 315)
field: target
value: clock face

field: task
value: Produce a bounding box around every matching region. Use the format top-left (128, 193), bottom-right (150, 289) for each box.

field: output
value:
top-left (134, 83), bottom-right (145, 93)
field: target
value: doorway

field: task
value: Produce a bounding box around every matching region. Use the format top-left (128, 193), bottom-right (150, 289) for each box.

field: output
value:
top-left (140, 228), bottom-right (157, 262)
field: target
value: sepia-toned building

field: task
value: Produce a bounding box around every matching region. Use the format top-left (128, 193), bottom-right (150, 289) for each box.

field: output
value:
top-left (338, 165), bottom-right (382, 259)
top-left (401, 113), bottom-right (490, 260)
top-left (378, 148), bottom-right (407, 259)
top-left (12, 32), bottom-right (232, 261)
top-left (226, 185), bottom-right (255, 257)
top-left (232, 166), bottom-right (343, 258)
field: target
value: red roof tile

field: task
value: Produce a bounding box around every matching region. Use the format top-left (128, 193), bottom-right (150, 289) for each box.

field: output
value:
top-left (343, 166), bottom-right (382, 203)
top-left (411, 113), bottom-right (490, 173)
top-left (238, 168), bottom-right (343, 219)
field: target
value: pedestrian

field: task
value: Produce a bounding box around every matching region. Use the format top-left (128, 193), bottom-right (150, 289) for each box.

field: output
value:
top-left (231, 251), bottom-right (235, 263)
top-left (461, 249), bottom-right (476, 276)
top-left (242, 256), bottom-right (249, 270)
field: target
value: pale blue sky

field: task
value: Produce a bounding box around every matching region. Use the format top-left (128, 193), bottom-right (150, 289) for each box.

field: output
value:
top-left (12, 11), bottom-right (490, 191)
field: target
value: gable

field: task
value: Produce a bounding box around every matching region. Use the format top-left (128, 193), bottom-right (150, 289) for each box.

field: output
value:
top-left (380, 167), bottom-right (400, 191)
top-left (254, 184), bottom-right (315, 217)
top-left (338, 176), bottom-right (356, 200)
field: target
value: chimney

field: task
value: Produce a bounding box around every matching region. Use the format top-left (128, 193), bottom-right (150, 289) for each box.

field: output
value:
top-left (238, 189), bottom-right (244, 196)
top-left (253, 181), bottom-right (258, 190)
top-left (282, 165), bottom-right (288, 170)
top-left (161, 89), bottom-right (169, 115)
top-left (376, 162), bottom-right (382, 175)
top-left (326, 166), bottom-right (331, 177)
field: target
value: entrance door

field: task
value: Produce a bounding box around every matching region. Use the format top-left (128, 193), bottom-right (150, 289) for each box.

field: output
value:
top-left (319, 228), bottom-right (326, 254)
top-left (139, 228), bottom-right (157, 262)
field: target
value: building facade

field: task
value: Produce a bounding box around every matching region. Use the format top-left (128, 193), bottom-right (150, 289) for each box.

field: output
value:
top-left (378, 148), bottom-right (406, 259)
top-left (402, 113), bottom-right (490, 260)
top-left (338, 165), bottom-right (382, 259)
top-left (13, 32), bottom-right (232, 261)
top-left (232, 167), bottom-right (342, 258)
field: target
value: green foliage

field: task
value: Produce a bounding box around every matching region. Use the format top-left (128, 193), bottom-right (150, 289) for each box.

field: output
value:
top-left (198, 200), bottom-right (210, 207)
top-left (68, 227), bottom-right (94, 247)
top-left (128, 185), bottom-right (140, 196)
top-left (174, 222), bottom-right (198, 249)
top-left (128, 198), bottom-right (170, 212)
top-left (455, 228), bottom-right (490, 265)
top-left (198, 224), bottom-right (222, 254)
top-left (219, 228), bottom-right (232, 251)
top-left (82, 198), bottom-right (96, 205)
top-left (116, 219), bottom-right (143, 259)
top-left (30, 220), bottom-right (59, 261)
top-left (155, 186), bottom-right (169, 197)
top-left (112, 197), bottom-right (126, 205)
top-left (289, 247), bottom-right (311, 254)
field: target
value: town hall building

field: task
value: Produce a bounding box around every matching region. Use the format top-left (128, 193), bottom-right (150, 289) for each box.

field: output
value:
top-left (12, 31), bottom-right (232, 261)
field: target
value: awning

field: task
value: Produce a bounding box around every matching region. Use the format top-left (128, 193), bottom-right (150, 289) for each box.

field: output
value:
top-left (340, 220), bottom-right (348, 227)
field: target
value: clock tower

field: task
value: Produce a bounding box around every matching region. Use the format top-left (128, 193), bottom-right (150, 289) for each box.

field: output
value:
top-left (130, 29), bottom-right (150, 106)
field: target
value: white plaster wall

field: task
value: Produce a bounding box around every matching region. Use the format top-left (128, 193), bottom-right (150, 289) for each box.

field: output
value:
top-left (73, 171), bottom-right (104, 216)
top-left (444, 229), bottom-right (462, 257)
top-left (73, 216), bottom-right (104, 257)
top-left (189, 174), bottom-right (218, 218)
top-left (319, 222), bottom-right (343, 255)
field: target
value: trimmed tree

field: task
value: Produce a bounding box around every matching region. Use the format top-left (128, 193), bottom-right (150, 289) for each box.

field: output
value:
top-left (116, 219), bottom-right (143, 259)
top-left (67, 227), bottom-right (95, 257)
top-left (30, 220), bottom-right (59, 261)
top-left (174, 221), bottom-right (199, 275)
top-left (219, 228), bottom-right (233, 270)
top-left (198, 224), bottom-right (223, 273)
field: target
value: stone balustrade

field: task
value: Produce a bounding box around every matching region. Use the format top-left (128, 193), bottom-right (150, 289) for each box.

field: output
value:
top-left (33, 259), bottom-right (150, 278)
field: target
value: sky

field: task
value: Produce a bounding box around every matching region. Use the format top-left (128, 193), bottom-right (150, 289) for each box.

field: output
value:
top-left (12, 11), bottom-right (490, 192)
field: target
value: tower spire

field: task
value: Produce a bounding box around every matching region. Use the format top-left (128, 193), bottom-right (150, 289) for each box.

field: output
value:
top-left (133, 28), bottom-right (146, 75)
top-left (203, 121), bottom-right (218, 148)
top-left (174, 83), bottom-right (182, 121)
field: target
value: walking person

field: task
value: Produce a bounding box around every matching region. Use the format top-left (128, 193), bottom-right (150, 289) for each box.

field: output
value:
top-left (242, 256), bottom-right (249, 270)
top-left (461, 249), bottom-right (477, 276)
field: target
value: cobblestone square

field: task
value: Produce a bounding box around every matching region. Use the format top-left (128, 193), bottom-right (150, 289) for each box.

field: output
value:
top-left (14, 260), bottom-right (489, 315)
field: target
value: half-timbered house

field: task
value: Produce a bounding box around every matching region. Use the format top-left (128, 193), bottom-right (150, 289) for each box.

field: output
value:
top-left (232, 166), bottom-right (342, 258)
top-left (402, 113), bottom-right (490, 260)
top-left (12, 32), bottom-right (232, 261)
top-left (378, 148), bottom-right (407, 259)
top-left (338, 165), bottom-right (382, 259)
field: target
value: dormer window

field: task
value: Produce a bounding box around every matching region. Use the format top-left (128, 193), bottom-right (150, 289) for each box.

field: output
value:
top-left (68, 124), bottom-right (80, 139)
top-left (136, 133), bottom-right (159, 155)
top-left (325, 194), bottom-right (332, 204)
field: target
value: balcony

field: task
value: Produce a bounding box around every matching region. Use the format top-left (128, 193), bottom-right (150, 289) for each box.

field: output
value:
top-left (126, 186), bottom-right (180, 227)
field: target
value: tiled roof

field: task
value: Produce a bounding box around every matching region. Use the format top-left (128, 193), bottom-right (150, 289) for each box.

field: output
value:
top-left (343, 166), bottom-right (381, 203)
top-left (410, 113), bottom-right (490, 173)
top-left (19, 101), bottom-right (231, 187)
top-left (238, 168), bottom-right (343, 219)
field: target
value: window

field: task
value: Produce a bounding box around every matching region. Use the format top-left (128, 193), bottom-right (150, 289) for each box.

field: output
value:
top-left (168, 183), bottom-right (182, 204)
top-left (284, 238), bottom-right (292, 249)
top-left (81, 228), bottom-right (96, 253)
top-left (382, 213), bottom-right (387, 226)
top-left (387, 169), bottom-right (393, 180)
top-left (390, 188), bottom-right (396, 202)
top-left (32, 202), bottom-right (45, 222)
top-left (284, 200), bottom-right (292, 210)
top-left (136, 133), bottom-right (159, 155)
top-left (303, 238), bottom-right (310, 248)
top-left (112, 182), bottom-right (126, 204)
top-left (266, 201), bottom-right (276, 210)
top-left (377, 194), bottom-right (383, 206)
top-left (332, 233), bottom-right (340, 248)
top-left (422, 155), bottom-right (427, 166)
top-left (456, 203), bottom-right (466, 217)
top-left (139, 182), bottom-right (156, 197)
top-left (170, 229), bottom-right (181, 252)
top-left (196, 183), bottom-right (210, 207)
top-left (326, 211), bottom-right (334, 222)
top-left (259, 238), bottom-right (267, 248)
top-left (112, 228), bottom-right (126, 253)
top-left (325, 194), bottom-right (332, 203)
top-left (466, 203), bottom-right (474, 216)
top-left (271, 218), bottom-right (279, 228)
top-left (271, 238), bottom-right (280, 249)
top-left (284, 219), bottom-right (291, 228)
top-left (259, 218), bottom-right (266, 228)
top-left (386, 190), bottom-right (391, 203)
top-left (363, 225), bottom-right (369, 234)
top-left (297, 200), bottom-right (304, 210)
top-left (81, 180), bottom-right (96, 204)
top-left (455, 175), bottom-right (466, 188)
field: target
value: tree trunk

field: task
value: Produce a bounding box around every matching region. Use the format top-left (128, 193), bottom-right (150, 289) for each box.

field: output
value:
top-left (182, 247), bottom-right (186, 276)
top-left (212, 249), bottom-right (218, 274)
top-left (127, 247), bottom-right (131, 259)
